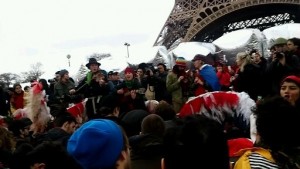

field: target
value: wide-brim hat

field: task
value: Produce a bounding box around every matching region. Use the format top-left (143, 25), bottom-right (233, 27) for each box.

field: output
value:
top-left (86, 58), bottom-right (101, 68)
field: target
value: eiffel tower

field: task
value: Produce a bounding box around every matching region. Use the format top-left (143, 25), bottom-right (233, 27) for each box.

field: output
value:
top-left (154, 0), bottom-right (300, 50)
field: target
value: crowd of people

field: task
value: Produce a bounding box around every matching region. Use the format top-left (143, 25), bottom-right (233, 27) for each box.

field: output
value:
top-left (0, 36), bottom-right (300, 169)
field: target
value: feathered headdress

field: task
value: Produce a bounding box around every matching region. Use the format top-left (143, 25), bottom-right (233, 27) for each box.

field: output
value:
top-left (25, 82), bottom-right (51, 130)
top-left (178, 91), bottom-right (255, 124)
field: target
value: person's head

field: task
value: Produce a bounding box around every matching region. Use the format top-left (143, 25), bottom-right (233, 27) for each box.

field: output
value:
top-left (67, 119), bottom-right (130, 169)
top-left (39, 79), bottom-right (49, 91)
top-left (253, 96), bottom-right (300, 151)
top-left (27, 141), bottom-right (78, 169)
top-left (154, 101), bottom-right (176, 121)
top-left (8, 117), bottom-right (32, 138)
top-left (175, 57), bottom-right (187, 70)
top-left (157, 63), bottom-right (167, 73)
top-left (235, 52), bottom-right (251, 71)
top-left (249, 49), bottom-right (262, 64)
top-left (53, 113), bottom-right (77, 134)
top-left (192, 54), bottom-right (206, 69)
top-left (141, 114), bottom-right (165, 137)
top-left (124, 67), bottom-right (135, 81)
top-left (273, 37), bottom-right (288, 53)
top-left (287, 37), bottom-right (300, 52)
top-left (162, 115), bottom-right (229, 169)
top-left (24, 86), bottom-right (30, 92)
top-left (112, 71), bottom-right (120, 80)
top-left (136, 68), bottom-right (145, 78)
top-left (59, 69), bottom-right (70, 82)
top-left (280, 75), bottom-right (300, 106)
top-left (86, 58), bottom-right (101, 73)
top-left (13, 83), bottom-right (23, 94)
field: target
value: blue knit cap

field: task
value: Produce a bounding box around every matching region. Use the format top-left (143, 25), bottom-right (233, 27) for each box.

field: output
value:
top-left (67, 119), bottom-right (123, 169)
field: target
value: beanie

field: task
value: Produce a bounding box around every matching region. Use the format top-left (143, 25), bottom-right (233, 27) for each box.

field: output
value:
top-left (59, 69), bottom-right (68, 77)
top-left (281, 75), bottom-right (300, 86)
top-left (273, 37), bottom-right (287, 46)
top-left (67, 119), bottom-right (123, 169)
top-left (175, 57), bottom-right (187, 67)
top-left (124, 67), bottom-right (135, 74)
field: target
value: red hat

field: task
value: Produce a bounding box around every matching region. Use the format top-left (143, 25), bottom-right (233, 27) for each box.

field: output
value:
top-left (281, 75), bottom-right (300, 86)
top-left (124, 67), bottom-right (135, 74)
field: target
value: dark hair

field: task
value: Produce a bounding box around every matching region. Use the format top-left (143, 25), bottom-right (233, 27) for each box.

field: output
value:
top-left (254, 96), bottom-right (300, 150)
top-left (287, 37), bottom-right (300, 48)
top-left (157, 63), bottom-right (167, 70)
top-left (53, 113), bottom-right (76, 127)
top-left (141, 114), bottom-right (165, 137)
top-left (254, 96), bottom-right (300, 168)
top-left (163, 115), bottom-right (229, 169)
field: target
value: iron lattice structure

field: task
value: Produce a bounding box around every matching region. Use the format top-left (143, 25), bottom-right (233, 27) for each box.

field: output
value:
top-left (154, 0), bottom-right (300, 50)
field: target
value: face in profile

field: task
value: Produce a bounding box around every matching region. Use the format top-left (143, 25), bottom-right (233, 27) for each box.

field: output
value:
top-left (280, 81), bottom-right (300, 106)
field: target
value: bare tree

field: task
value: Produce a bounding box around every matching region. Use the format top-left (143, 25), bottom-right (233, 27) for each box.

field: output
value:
top-left (0, 73), bottom-right (21, 88)
top-left (21, 62), bottom-right (45, 82)
top-left (87, 53), bottom-right (111, 61)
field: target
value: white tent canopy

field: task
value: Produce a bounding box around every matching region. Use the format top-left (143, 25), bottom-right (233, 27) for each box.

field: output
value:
top-left (263, 23), bottom-right (300, 48)
top-left (170, 42), bottom-right (216, 61)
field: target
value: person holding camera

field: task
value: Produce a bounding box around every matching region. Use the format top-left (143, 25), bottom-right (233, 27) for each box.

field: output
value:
top-left (265, 37), bottom-right (300, 96)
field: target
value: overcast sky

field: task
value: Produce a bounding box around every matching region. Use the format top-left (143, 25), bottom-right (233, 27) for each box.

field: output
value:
top-left (0, 0), bottom-right (174, 80)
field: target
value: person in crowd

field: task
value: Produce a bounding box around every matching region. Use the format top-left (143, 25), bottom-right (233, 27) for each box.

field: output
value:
top-left (230, 52), bottom-right (263, 101)
top-left (287, 37), bottom-right (300, 58)
top-left (166, 57), bottom-right (191, 113)
top-left (234, 96), bottom-right (300, 168)
top-left (0, 85), bottom-right (11, 116)
top-left (95, 94), bottom-right (121, 124)
top-left (7, 117), bottom-right (32, 147)
top-left (130, 114), bottom-right (165, 169)
top-left (115, 67), bottom-right (146, 116)
top-left (162, 114), bottom-right (229, 169)
top-left (120, 109), bottom-right (149, 137)
top-left (266, 37), bottom-right (300, 96)
top-left (0, 126), bottom-right (16, 168)
top-left (280, 75), bottom-right (300, 108)
top-left (67, 119), bottom-right (131, 169)
top-left (36, 112), bottom-right (77, 147)
top-left (192, 54), bottom-right (221, 91)
top-left (249, 49), bottom-right (269, 97)
top-left (136, 63), bottom-right (156, 101)
top-left (10, 83), bottom-right (27, 114)
top-left (26, 141), bottom-right (80, 169)
top-left (23, 86), bottom-right (30, 93)
top-left (154, 101), bottom-right (179, 130)
top-left (53, 69), bottom-right (76, 103)
top-left (76, 58), bottom-right (110, 120)
top-left (154, 63), bottom-right (171, 103)
top-left (216, 61), bottom-right (231, 91)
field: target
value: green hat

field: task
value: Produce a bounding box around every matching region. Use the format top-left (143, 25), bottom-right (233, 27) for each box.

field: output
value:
top-left (273, 37), bottom-right (287, 46)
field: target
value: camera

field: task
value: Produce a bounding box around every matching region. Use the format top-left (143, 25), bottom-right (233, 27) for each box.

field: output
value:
top-left (274, 52), bottom-right (284, 60)
top-left (48, 78), bottom-right (56, 83)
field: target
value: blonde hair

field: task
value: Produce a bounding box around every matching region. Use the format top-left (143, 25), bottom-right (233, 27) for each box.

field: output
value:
top-left (236, 52), bottom-right (252, 72)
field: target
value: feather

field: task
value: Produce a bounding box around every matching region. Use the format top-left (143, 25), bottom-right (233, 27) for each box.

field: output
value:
top-left (178, 91), bottom-right (255, 124)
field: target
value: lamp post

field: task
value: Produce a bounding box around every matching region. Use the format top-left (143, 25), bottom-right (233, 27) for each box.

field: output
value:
top-left (67, 54), bottom-right (71, 67)
top-left (124, 42), bottom-right (130, 58)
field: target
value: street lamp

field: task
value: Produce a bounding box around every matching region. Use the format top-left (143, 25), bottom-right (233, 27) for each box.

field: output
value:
top-left (124, 42), bottom-right (130, 58)
top-left (67, 54), bottom-right (71, 67)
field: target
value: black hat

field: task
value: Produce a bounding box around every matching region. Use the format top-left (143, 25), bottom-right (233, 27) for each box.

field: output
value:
top-left (59, 69), bottom-right (69, 77)
top-left (108, 71), bottom-right (114, 76)
top-left (86, 58), bottom-right (101, 68)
